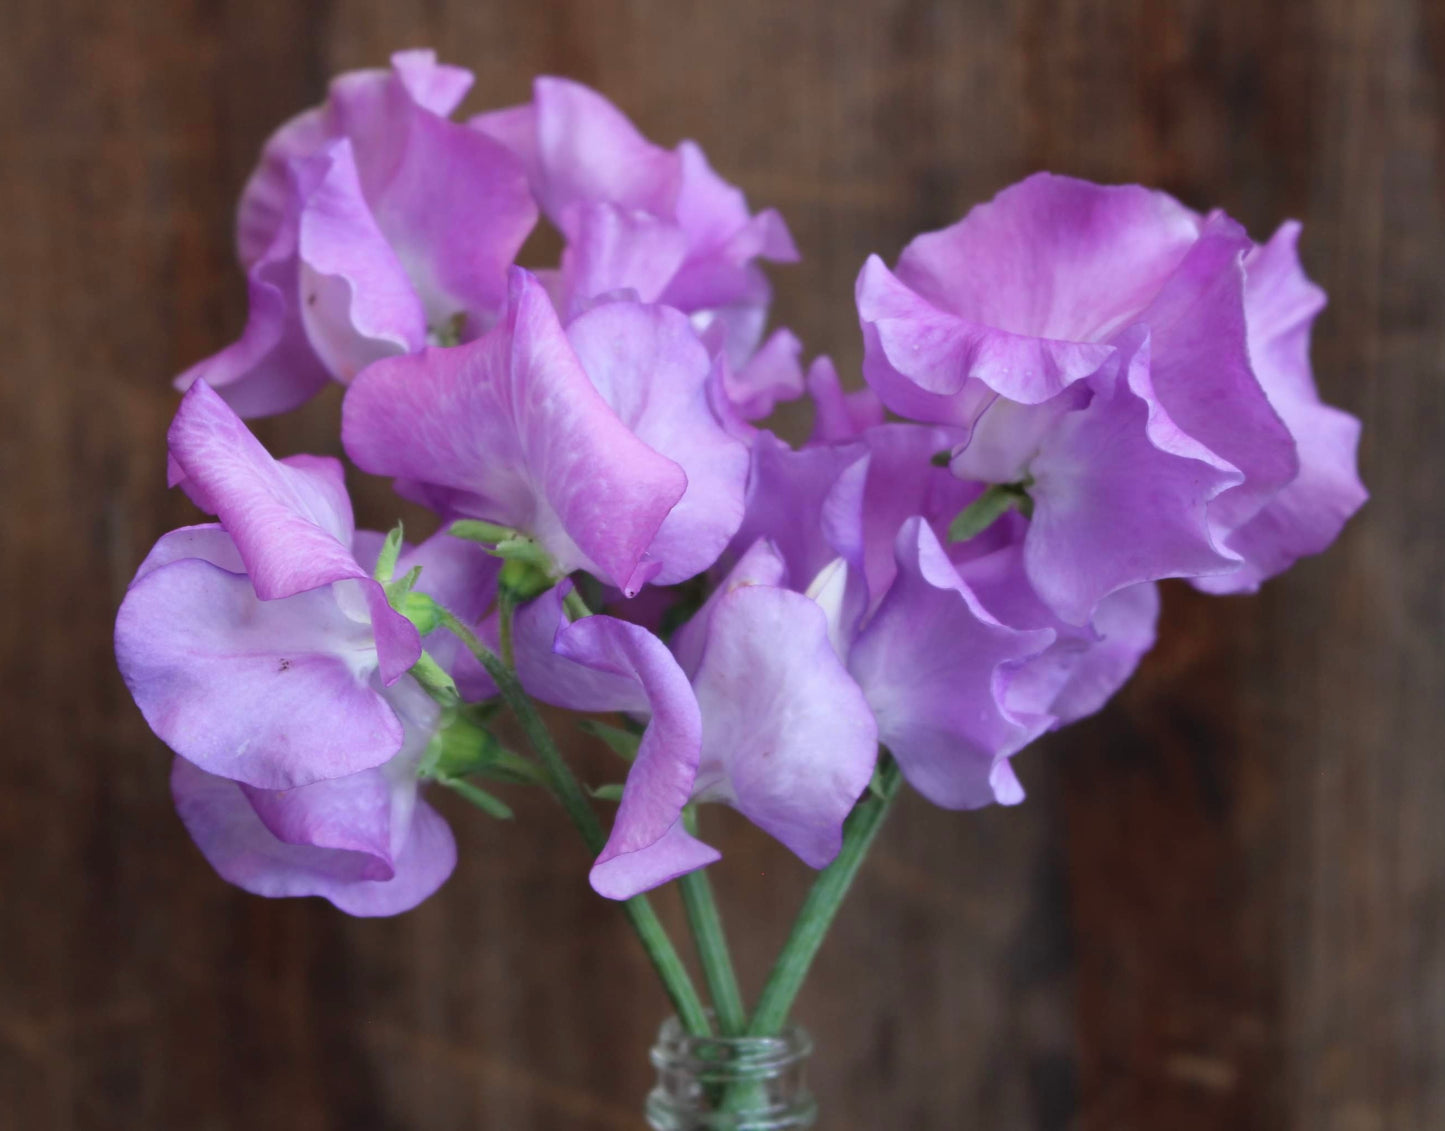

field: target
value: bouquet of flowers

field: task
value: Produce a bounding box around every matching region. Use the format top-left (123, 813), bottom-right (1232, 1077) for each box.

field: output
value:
top-left (114, 50), bottom-right (1365, 1127)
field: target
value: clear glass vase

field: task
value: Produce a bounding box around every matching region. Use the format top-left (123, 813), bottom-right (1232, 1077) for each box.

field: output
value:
top-left (645, 1016), bottom-right (818, 1130)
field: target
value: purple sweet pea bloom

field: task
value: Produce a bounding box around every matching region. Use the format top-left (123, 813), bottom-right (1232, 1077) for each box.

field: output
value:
top-left (857, 172), bottom-right (1365, 619)
top-left (472, 76), bottom-right (800, 390)
top-left (513, 577), bottom-right (877, 899)
top-left (179, 50), bottom-right (537, 416)
top-left (170, 675), bottom-right (457, 916)
top-left (115, 382), bottom-right (421, 790)
top-left (343, 269), bottom-right (749, 594)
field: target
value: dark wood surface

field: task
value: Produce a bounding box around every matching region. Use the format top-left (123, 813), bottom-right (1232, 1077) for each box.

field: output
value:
top-left (0, 1), bottom-right (1437, 1127)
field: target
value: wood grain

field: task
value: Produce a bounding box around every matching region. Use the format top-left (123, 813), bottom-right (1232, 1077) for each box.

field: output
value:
top-left (0, 1), bottom-right (1433, 1127)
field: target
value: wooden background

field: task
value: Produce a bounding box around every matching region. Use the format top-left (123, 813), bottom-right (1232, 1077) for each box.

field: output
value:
top-left (0, 0), bottom-right (1438, 1127)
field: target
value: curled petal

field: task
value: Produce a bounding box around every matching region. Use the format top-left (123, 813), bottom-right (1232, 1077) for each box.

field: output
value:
top-left (806, 356), bottom-right (884, 445)
top-left (849, 518), bottom-right (1054, 809)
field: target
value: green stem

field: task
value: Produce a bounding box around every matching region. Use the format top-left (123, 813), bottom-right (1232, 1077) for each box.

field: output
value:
top-left (434, 605), bottom-right (713, 1037)
top-left (679, 810), bottom-right (748, 1035)
top-left (748, 752), bottom-right (903, 1036)
top-left (497, 588), bottom-right (517, 669)
top-left (563, 585), bottom-right (592, 622)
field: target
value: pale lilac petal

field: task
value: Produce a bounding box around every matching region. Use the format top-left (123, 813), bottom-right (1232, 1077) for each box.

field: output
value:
top-left (1196, 221), bottom-right (1366, 590)
top-left (1025, 329), bottom-right (1242, 624)
top-left (559, 203), bottom-right (690, 311)
top-left (116, 559), bottom-right (403, 789)
top-left (895, 172), bottom-right (1202, 342)
top-left (691, 586), bottom-right (878, 868)
top-left (236, 106), bottom-right (329, 270)
top-left (167, 383), bottom-right (420, 680)
top-left (294, 140), bottom-right (427, 380)
top-left (133, 523), bottom-right (243, 581)
top-left (806, 356), bottom-right (884, 444)
top-left (722, 327), bottom-right (805, 420)
top-left (513, 585), bottom-right (652, 714)
top-left (389, 49), bottom-right (474, 116)
top-left (849, 518), bottom-right (1054, 809)
top-left (343, 272), bottom-right (688, 594)
top-left (1135, 213), bottom-right (1299, 533)
top-left (671, 537), bottom-right (789, 679)
top-left (857, 254), bottom-right (1114, 422)
top-left (566, 301), bottom-right (749, 583)
top-left (172, 759), bottom-right (456, 917)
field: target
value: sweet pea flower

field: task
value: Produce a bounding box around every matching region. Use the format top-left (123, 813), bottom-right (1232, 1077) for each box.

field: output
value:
top-left (115, 380), bottom-right (424, 790)
top-left (472, 76), bottom-right (803, 416)
top-left (511, 568), bottom-right (877, 899)
top-left (343, 269), bottom-right (749, 595)
top-left (728, 423), bottom-right (1159, 808)
top-left (178, 50), bottom-right (537, 417)
top-left (169, 675), bottom-right (458, 917)
top-left (857, 173), bottom-right (1365, 622)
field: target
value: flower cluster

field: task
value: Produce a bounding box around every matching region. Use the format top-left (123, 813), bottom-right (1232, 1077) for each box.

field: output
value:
top-left (116, 51), bottom-right (1365, 917)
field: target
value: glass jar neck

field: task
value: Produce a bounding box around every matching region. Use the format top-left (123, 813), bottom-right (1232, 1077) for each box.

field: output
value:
top-left (646, 1016), bottom-right (817, 1130)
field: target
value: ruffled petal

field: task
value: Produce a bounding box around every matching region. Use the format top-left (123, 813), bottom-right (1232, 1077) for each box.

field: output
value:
top-left (721, 327), bottom-right (805, 420)
top-left (1196, 221), bottom-right (1366, 590)
top-left (848, 518), bottom-right (1054, 809)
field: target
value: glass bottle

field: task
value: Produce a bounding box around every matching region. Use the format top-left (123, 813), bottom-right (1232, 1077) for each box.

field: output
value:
top-left (645, 1015), bottom-right (817, 1130)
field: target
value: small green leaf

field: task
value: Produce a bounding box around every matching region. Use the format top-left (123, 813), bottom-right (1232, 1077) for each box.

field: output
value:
top-left (373, 522), bottom-right (405, 584)
top-left (439, 775), bottom-right (514, 819)
top-left (397, 589), bottom-right (443, 634)
top-left (588, 783), bottom-right (627, 802)
top-left (947, 483), bottom-right (1030, 542)
top-left (578, 718), bottom-right (642, 762)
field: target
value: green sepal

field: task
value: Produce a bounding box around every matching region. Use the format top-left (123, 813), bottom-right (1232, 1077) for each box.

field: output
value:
top-left (578, 718), bottom-right (642, 763)
top-left (409, 650), bottom-right (458, 706)
top-left (588, 783), bottom-right (627, 802)
top-left (947, 482), bottom-right (1032, 542)
top-left (438, 775), bottom-right (514, 819)
top-left (499, 555), bottom-right (554, 602)
top-left (373, 522), bottom-right (405, 584)
top-left (397, 588), bottom-right (443, 634)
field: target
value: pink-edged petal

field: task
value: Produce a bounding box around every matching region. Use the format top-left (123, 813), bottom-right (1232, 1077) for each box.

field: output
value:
top-left (849, 518), bottom-right (1054, 810)
top-left (1133, 213), bottom-right (1299, 533)
top-left (566, 301), bottom-right (749, 584)
top-left (172, 759), bottom-right (456, 917)
top-left (116, 559), bottom-right (403, 789)
top-left (722, 327), bottom-right (805, 420)
top-left (806, 356), bottom-right (884, 445)
top-left (895, 172), bottom-right (1203, 342)
top-left (691, 586), bottom-right (878, 869)
top-left (513, 585), bottom-right (652, 713)
top-left (294, 140), bottom-right (427, 380)
top-left (1025, 328), bottom-right (1243, 624)
top-left (344, 272), bottom-right (688, 593)
top-left (857, 254), bottom-right (1114, 422)
top-left (559, 203), bottom-right (690, 312)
